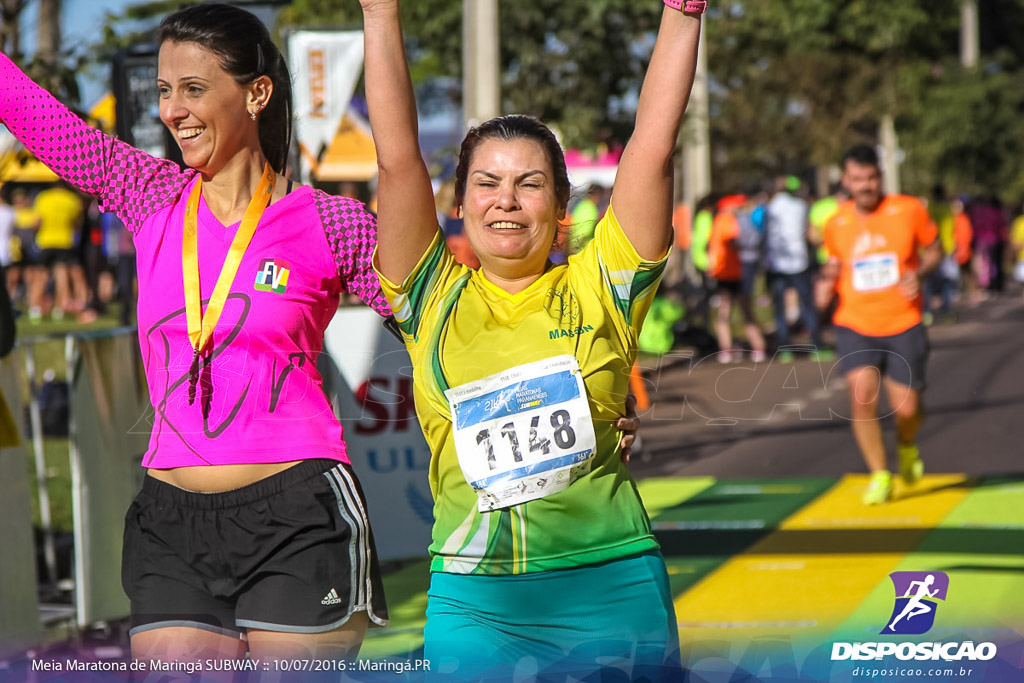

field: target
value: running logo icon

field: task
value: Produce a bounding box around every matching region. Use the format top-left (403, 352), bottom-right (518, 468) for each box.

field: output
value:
top-left (883, 571), bottom-right (949, 635)
top-left (254, 258), bottom-right (290, 294)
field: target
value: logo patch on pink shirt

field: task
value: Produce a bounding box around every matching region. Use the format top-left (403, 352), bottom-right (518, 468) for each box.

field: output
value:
top-left (254, 258), bottom-right (290, 294)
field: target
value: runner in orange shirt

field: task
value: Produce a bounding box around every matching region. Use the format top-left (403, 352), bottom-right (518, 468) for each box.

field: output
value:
top-left (817, 145), bottom-right (942, 504)
top-left (710, 195), bottom-right (766, 363)
top-left (951, 196), bottom-right (977, 304)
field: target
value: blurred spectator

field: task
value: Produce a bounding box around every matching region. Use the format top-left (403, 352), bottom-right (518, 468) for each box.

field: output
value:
top-left (952, 197), bottom-right (975, 304)
top-left (673, 202), bottom-right (692, 252)
top-left (107, 212), bottom-right (136, 325)
top-left (923, 185), bottom-right (958, 323)
top-left (339, 180), bottom-right (365, 202)
top-left (0, 191), bottom-right (13, 274)
top-left (0, 263), bottom-right (13, 358)
top-left (764, 176), bottom-right (825, 356)
top-left (32, 181), bottom-right (86, 320)
top-left (809, 185), bottom-right (848, 267)
top-left (710, 194), bottom-right (766, 363)
top-left (687, 194), bottom-right (715, 327)
top-left (735, 190), bottom-right (765, 301)
top-left (8, 188), bottom-right (40, 316)
top-left (79, 199), bottom-right (107, 323)
top-left (662, 201), bottom-right (692, 301)
top-left (969, 195), bottom-right (1008, 293)
top-left (0, 191), bottom-right (13, 358)
top-left (1011, 198), bottom-right (1024, 297)
top-left (569, 183), bottom-right (607, 252)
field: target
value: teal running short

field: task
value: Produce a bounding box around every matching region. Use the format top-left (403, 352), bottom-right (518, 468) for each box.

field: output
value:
top-left (423, 550), bottom-right (682, 681)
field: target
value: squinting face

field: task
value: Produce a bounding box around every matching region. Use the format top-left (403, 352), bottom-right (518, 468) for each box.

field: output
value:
top-left (157, 41), bottom-right (259, 175)
top-left (461, 138), bottom-right (563, 280)
top-left (842, 161), bottom-right (883, 213)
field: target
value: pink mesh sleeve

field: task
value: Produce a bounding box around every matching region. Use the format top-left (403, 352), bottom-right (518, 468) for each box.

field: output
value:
top-left (314, 191), bottom-right (392, 317)
top-left (0, 52), bottom-right (192, 233)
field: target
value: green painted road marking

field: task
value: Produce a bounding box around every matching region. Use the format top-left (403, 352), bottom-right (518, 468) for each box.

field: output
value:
top-left (654, 477), bottom-right (838, 557)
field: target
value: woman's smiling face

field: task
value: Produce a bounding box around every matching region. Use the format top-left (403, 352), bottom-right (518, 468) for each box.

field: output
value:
top-left (460, 137), bottom-right (564, 283)
top-left (157, 40), bottom-right (262, 175)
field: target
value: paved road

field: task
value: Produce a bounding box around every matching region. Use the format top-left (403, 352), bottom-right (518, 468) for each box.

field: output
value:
top-left (633, 296), bottom-right (1024, 480)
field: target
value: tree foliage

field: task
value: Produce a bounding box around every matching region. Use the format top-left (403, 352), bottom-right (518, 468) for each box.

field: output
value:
top-left (278, 0), bottom-right (662, 149)
top-left (703, 0), bottom-right (1024, 196)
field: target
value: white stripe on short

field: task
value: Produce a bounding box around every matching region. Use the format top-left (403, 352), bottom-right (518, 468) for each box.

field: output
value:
top-left (324, 465), bottom-right (371, 607)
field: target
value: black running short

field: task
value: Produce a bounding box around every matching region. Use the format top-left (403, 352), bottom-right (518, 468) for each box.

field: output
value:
top-left (122, 459), bottom-right (388, 639)
top-left (715, 278), bottom-right (742, 296)
top-left (834, 323), bottom-right (929, 392)
top-left (38, 248), bottom-right (78, 267)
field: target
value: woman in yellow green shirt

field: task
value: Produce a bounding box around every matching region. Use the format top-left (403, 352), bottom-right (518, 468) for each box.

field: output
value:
top-left (359, 0), bottom-right (705, 678)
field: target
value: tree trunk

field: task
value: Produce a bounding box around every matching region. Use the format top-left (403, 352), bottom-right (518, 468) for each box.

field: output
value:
top-left (37, 0), bottom-right (61, 60)
top-left (36, 0), bottom-right (61, 90)
top-left (0, 0), bottom-right (25, 57)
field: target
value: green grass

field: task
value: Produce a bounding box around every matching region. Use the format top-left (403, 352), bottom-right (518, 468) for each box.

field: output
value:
top-left (361, 560), bottom-right (431, 658)
top-left (25, 438), bottom-right (74, 533)
top-left (15, 304), bottom-right (124, 385)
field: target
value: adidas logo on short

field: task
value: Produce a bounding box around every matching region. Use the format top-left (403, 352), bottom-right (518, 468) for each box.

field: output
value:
top-left (321, 588), bottom-right (342, 606)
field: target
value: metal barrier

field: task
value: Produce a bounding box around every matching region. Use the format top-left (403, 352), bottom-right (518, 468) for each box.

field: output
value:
top-left (65, 330), bottom-right (150, 627)
top-left (0, 351), bottom-right (43, 658)
top-left (14, 327), bottom-right (150, 633)
top-left (2, 310), bottom-right (433, 646)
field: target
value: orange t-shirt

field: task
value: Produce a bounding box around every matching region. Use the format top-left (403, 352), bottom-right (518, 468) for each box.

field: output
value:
top-left (672, 203), bottom-right (692, 250)
top-left (709, 212), bottom-right (741, 281)
top-left (954, 212), bottom-right (973, 265)
top-left (823, 195), bottom-right (938, 337)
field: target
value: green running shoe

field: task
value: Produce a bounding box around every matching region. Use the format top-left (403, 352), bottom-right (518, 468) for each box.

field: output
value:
top-left (898, 443), bottom-right (924, 485)
top-left (863, 470), bottom-right (892, 505)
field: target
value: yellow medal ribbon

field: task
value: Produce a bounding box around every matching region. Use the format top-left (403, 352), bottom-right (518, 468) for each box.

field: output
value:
top-left (183, 162), bottom-right (275, 406)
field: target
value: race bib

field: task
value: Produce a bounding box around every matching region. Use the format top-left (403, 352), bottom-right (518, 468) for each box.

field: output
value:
top-left (852, 252), bottom-right (900, 292)
top-left (445, 355), bottom-right (597, 512)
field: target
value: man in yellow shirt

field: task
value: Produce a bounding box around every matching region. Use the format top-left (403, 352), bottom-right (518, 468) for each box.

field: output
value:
top-left (31, 182), bottom-right (84, 320)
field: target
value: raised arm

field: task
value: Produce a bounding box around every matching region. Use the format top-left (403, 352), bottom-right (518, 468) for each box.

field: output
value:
top-left (611, 3), bottom-right (704, 260)
top-left (359, 0), bottom-right (439, 283)
top-left (0, 52), bottom-right (190, 232)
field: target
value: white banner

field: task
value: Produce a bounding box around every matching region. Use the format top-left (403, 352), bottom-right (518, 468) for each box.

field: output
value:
top-left (319, 308), bottom-right (433, 561)
top-left (287, 30), bottom-right (365, 182)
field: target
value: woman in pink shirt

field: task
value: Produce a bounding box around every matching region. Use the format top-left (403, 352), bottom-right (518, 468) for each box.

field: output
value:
top-left (1, 3), bottom-right (389, 663)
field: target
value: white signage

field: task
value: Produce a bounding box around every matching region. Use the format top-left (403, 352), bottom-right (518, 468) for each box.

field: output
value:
top-left (287, 30), bottom-right (365, 181)
top-left (320, 308), bottom-right (433, 560)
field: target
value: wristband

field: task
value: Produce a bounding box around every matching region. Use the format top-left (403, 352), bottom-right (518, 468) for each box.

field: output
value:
top-left (664, 0), bottom-right (708, 13)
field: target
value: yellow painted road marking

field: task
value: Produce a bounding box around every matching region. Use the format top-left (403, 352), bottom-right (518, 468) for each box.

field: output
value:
top-left (675, 475), bottom-right (970, 650)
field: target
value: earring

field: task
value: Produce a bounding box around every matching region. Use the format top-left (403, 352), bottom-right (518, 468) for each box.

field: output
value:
top-left (250, 111), bottom-right (257, 120)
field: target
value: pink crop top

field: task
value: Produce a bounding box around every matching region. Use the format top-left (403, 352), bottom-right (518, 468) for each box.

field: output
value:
top-left (1, 53), bottom-right (391, 468)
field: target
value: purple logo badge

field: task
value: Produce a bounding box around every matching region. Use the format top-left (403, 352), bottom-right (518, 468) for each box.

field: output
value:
top-left (882, 571), bottom-right (949, 635)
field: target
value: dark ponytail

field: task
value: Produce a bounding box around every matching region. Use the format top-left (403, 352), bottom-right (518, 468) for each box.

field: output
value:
top-left (159, 3), bottom-right (292, 174)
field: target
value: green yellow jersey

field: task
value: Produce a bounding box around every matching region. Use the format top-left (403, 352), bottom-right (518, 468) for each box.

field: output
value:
top-left (377, 206), bottom-right (665, 575)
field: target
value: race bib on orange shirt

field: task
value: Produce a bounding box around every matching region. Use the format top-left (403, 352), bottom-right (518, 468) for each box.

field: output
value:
top-left (852, 252), bottom-right (899, 292)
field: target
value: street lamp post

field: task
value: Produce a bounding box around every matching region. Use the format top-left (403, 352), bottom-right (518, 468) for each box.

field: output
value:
top-left (681, 20), bottom-right (710, 212)
top-left (463, 0), bottom-right (501, 131)
top-left (961, 0), bottom-right (979, 69)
